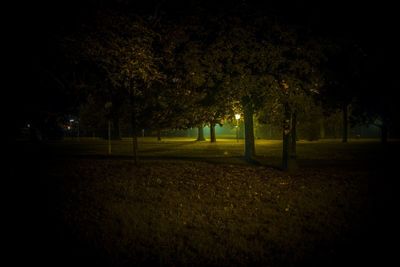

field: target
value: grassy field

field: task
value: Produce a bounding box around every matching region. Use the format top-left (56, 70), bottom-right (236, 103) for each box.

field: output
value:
top-left (40, 137), bottom-right (385, 166)
top-left (12, 138), bottom-right (399, 266)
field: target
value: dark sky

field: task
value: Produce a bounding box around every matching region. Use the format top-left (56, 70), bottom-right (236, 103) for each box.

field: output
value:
top-left (13, 0), bottom-right (397, 71)
top-left (17, 0), bottom-right (396, 50)
top-left (15, 0), bottom-right (395, 78)
top-left (17, 1), bottom-right (386, 29)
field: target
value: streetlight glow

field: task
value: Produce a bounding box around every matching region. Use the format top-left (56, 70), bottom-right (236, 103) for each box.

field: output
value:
top-left (235, 114), bottom-right (241, 142)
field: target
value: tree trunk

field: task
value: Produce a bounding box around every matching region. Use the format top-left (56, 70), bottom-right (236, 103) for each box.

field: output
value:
top-left (130, 89), bottom-right (138, 165)
top-left (282, 102), bottom-right (290, 170)
top-left (197, 126), bottom-right (205, 141)
top-left (290, 112), bottom-right (297, 159)
top-left (289, 112), bottom-right (298, 171)
top-left (243, 98), bottom-right (255, 161)
top-left (210, 123), bottom-right (216, 142)
top-left (108, 120), bottom-right (112, 155)
top-left (157, 129), bottom-right (161, 141)
top-left (131, 118), bottom-right (138, 165)
top-left (342, 103), bottom-right (348, 143)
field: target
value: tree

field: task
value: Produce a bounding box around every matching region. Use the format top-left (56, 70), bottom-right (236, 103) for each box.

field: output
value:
top-left (350, 48), bottom-right (400, 144)
top-left (255, 20), bottom-right (326, 170)
top-left (209, 17), bottom-right (272, 161)
top-left (167, 16), bottom-right (236, 142)
top-left (319, 40), bottom-right (365, 143)
top-left (77, 11), bottom-right (163, 163)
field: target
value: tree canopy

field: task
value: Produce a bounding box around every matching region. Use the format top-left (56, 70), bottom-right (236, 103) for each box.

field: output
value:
top-left (15, 0), bottom-right (398, 165)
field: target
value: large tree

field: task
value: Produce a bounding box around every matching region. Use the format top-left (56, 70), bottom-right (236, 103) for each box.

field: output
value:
top-left (77, 11), bottom-right (163, 163)
top-left (319, 40), bottom-right (365, 143)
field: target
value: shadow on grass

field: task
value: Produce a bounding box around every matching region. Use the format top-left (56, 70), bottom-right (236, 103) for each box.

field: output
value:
top-left (28, 138), bottom-right (398, 173)
top-left (40, 149), bottom-right (375, 172)
top-left (40, 151), bottom-right (288, 171)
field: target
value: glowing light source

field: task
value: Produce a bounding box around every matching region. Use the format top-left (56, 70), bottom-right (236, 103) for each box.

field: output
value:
top-left (235, 114), bottom-right (241, 142)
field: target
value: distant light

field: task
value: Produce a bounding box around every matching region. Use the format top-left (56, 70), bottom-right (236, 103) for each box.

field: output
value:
top-left (235, 114), bottom-right (241, 120)
top-left (67, 126), bottom-right (71, 130)
top-left (27, 124), bottom-right (30, 128)
top-left (70, 119), bottom-right (74, 123)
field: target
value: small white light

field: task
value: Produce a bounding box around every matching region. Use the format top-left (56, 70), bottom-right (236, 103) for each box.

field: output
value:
top-left (235, 114), bottom-right (241, 120)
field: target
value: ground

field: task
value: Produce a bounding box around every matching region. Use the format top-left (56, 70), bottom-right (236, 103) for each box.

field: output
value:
top-left (10, 138), bottom-right (400, 266)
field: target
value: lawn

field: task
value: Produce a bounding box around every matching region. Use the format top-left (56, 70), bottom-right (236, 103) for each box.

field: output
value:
top-left (12, 138), bottom-right (399, 266)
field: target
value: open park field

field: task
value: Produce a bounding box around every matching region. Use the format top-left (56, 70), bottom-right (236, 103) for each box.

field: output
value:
top-left (11, 138), bottom-right (399, 266)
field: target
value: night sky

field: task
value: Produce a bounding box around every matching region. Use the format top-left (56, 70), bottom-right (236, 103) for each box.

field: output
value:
top-left (20, 0), bottom-right (396, 42)
top-left (18, 1), bottom-right (398, 69)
